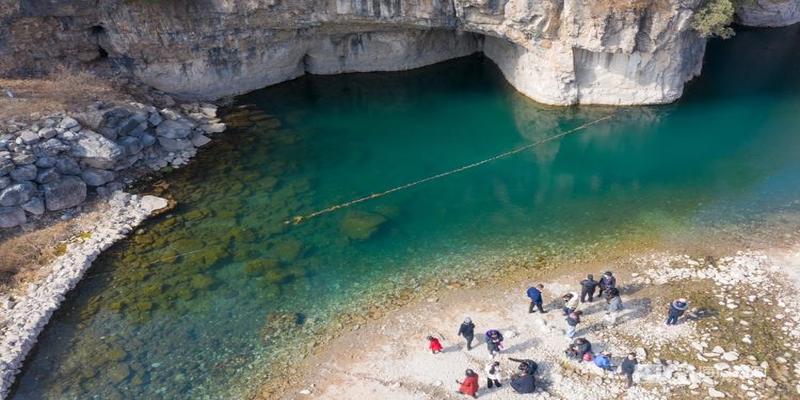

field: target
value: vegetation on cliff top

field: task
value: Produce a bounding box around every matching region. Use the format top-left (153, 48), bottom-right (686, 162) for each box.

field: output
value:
top-left (693, 0), bottom-right (736, 38)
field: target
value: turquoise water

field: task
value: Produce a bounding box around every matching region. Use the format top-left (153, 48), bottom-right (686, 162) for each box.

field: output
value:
top-left (11, 25), bottom-right (800, 399)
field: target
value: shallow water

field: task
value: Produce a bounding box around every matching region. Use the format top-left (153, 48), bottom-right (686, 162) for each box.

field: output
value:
top-left (11, 25), bottom-right (800, 399)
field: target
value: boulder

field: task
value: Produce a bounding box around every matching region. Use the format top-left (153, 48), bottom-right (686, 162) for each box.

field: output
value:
top-left (35, 167), bottom-right (60, 184)
top-left (43, 176), bottom-right (87, 211)
top-left (21, 197), bottom-right (45, 215)
top-left (81, 168), bottom-right (115, 186)
top-left (11, 152), bottom-right (36, 165)
top-left (19, 130), bottom-right (39, 144)
top-left (340, 210), bottom-right (388, 240)
top-left (55, 157), bottom-right (82, 175)
top-left (38, 127), bottom-right (58, 139)
top-left (0, 206), bottom-right (26, 228)
top-left (157, 137), bottom-right (193, 152)
top-left (140, 133), bottom-right (157, 147)
top-left (57, 117), bottom-right (79, 130)
top-left (35, 156), bottom-right (56, 168)
top-left (70, 130), bottom-right (124, 169)
top-left (0, 182), bottom-right (35, 206)
top-left (0, 176), bottom-right (10, 189)
top-left (148, 112), bottom-right (163, 126)
top-left (191, 133), bottom-right (211, 147)
top-left (0, 156), bottom-right (13, 175)
top-left (10, 164), bottom-right (37, 181)
top-left (119, 136), bottom-right (143, 155)
top-left (37, 137), bottom-right (72, 156)
top-left (200, 123), bottom-right (226, 133)
top-left (155, 119), bottom-right (194, 139)
top-left (74, 110), bottom-right (106, 130)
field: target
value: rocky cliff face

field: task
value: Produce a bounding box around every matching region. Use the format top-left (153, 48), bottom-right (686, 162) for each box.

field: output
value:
top-left (0, 1), bottom-right (796, 106)
top-left (735, 0), bottom-right (800, 27)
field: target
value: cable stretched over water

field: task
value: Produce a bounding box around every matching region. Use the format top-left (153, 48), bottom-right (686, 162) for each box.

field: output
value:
top-left (286, 113), bottom-right (616, 225)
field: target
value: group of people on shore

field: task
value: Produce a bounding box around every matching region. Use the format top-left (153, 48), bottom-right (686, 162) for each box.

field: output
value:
top-left (425, 270), bottom-right (692, 398)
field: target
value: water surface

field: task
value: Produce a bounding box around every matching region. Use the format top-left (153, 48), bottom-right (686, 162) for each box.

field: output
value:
top-left (11, 24), bottom-right (800, 399)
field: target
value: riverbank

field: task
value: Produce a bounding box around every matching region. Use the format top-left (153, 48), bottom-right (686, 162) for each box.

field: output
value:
top-left (0, 192), bottom-right (169, 398)
top-left (268, 242), bottom-right (800, 400)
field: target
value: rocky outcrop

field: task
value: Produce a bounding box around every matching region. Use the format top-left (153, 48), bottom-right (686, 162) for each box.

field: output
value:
top-left (1, 0), bottom-right (720, 106)
top-left (0, 192), bottom-right (169, 398)
top-left (0, 100), bottom-right (225, 229)
top-left (735, 0), bottom-right (800, 27)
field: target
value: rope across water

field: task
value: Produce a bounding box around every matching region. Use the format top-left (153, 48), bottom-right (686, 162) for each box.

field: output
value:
top-left (286, 113), bottom-right (616, 225)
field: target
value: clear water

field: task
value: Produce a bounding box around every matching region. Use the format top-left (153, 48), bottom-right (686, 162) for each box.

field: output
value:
top-left (11, 25), bottom-right (800, 399)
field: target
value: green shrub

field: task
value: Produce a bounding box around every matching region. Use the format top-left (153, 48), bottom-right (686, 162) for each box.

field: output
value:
top-left (692, 0), bottom-right (736, 38)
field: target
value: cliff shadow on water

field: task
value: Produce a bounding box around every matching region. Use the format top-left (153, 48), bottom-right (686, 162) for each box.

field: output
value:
top-left (9, 24), bottom-right (800, 400)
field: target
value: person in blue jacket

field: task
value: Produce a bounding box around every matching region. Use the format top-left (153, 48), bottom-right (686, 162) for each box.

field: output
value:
top-left (526, 284), bottom-right (546, 313)
top-left (593, 352), bottom-right (614, 371)
top-left (666, 298), bottom-right (689, 325)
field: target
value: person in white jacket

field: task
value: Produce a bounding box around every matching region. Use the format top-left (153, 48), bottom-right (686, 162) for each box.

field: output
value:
top-left (484, 361), bottom-right (504, 389)
top-left (562, 292), bottom-right (580, 315)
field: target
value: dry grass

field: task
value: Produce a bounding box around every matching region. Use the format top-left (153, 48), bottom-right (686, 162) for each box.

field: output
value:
top-left (0, 69), bottom-right (130, 121)
top-left (0, 202), bottom-right (107, 296)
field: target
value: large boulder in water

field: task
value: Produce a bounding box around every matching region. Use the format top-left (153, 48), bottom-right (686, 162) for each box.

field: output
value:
top-left (340, 210), bottom-right (387, 241)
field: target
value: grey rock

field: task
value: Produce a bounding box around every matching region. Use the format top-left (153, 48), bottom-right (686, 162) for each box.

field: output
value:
top-left (119, 136), bottom-right (143, 155)
top-left (199, 123), bottom-right (226, 133)
top-left (148, 112), bottom-right (163, 126)
top-left (59, 130), bottom-right (80, 141)
top-left (11, 153), bottom-right (36, 165)
top-left (155, 119), bottom-right (194, 139)
top-left (140, 133), bottom-right (157, 147)
top-left (0, 182), bottom-right (35, 206)
top-left (0, 206), bottom-right (26, 228)
top-left (81, 168), bottom-right (115, 186)
top-left (10, 165), bottom-right (37, 182)
top-left (0, 157), bottom-right (13, 175)
top-left (58, 117), bottom-right (79, 130)
top-left (117, 114), bottom-right (148, 137)
top-left (35, 168), bottom-right (60, 184)
top-left (37, 127), bottom-right (58, 139)
top-left (191, 134), bottom-right (211, 147)
top-left (19, 130), bottom-right (39, 145)
top-left (35, 156), bottom-right (56, 168)
top-left (21, 197), bottom-right (45, 215)
top-left (43, 176), bottom-right (87, 211)
top-left (0, 176), bottom-right (10, 189)
top-left (157, 137), bottom-right (193, 152)
top-left (74, 110), bottom-right (105, 130)
top-left (54, 157), bottom-right (81, 175)
top-left (42, 118), bottom-right (57, 128)
top-left (37, 138), bottom-right (71, 156)
top-left (70, 130), bottom-right (124, 169)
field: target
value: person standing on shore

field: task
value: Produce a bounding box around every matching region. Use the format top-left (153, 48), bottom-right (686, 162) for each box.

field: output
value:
top-left (485, 329), bottom-right (504, 357)
top-left (526, 284), bottom-right (546, 313)
top-left (598, 271), bottom-right (616, 298)
top-left (666, 298), bottom-right (689, 325)
top-left (562, 292), bottom-right (579, 315)
top-left (456, 369), bottom-right (480, 398)
top-left (580, 274), bottom-right (599, 303)
top-left (604, 287), bottom-right (623, 327)
top-left (458, 317), bottom-right (476, 351)
top-left (427, 335), bottom-right (444, 354)
top-left (484, 361), bottom-right (503, 389)
top-left (620, 353), bottom-right (638, 388)
top-left (565, 310), bottom-right (582, 338)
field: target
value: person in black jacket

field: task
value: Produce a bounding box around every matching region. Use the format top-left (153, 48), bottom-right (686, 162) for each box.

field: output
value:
top-left (457, 317), bottom-right (476, 351)
top-left (508, 358), bottom-right (538, 375)
top-left (485, 329), bottom-right (504, 357)
top-left (565, 337), bottom-right (592, 361)
top-left (580, 274), bottom-right (599, 303)
top-left (620, 353), bottom-right (638, 387)
top-left (598, 271), bottom-right (616, 298)
top-left (509, 359), bottom-right (536, 394)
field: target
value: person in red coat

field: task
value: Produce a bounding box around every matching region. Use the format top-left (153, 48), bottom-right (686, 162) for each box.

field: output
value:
top-left (456, 369), bottom-right (479, 398)
top-left (427, 335), bottom-right (443, 354)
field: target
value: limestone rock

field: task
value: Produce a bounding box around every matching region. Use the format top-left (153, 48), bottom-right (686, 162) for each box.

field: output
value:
top-left (19, 130), bottom-right (39, 145)
top-left (735, 0), bottom-right (800, 27)
top-left (81, 168), bottom-right (115, 186)
top-left (0, 182), bottom-right (35, 206)
top-left (9, 165), bottom-right (37, 182)
top-left (54, 157), bottom-right (81, 175)
top-left (0, 206), bottom-right (26, 228)
top-left (21, 197), bottom-right (45, 215)
top-left (156, 119), bottom-right (194, 139)
top-left (708, 387), bottom-right (726, 398)
top-left (37, 138), bottom-right (71, 156)
top-left (340, 210), bottom-right (387, 241)
top-left (35, 168), bottom-right (60, 184)
top-left (43, 176), bottom-right (87, 211)
top-left (69, 130), bottom-right (124, 169)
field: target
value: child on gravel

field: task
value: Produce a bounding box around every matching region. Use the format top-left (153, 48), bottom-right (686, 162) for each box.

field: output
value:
top-left (484, 361), bottom-right (503, 388)
top-left (456, 369), bottom-right (480, 398)
top-left (427, 335), bottom-right (443, 354)
top-left (485, 329), bottom-right (504, 357)
top-left (565, 310), bottom-right (582, 338)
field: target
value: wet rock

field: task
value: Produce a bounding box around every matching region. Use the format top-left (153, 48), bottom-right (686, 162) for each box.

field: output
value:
top-left (0, 206), bottom-right (26, 228)
top-left (340, 210), bottom-right (387, 240)
top-left (190, 274), bottom-right (215, 290)
top-left (106, 362), bottom-right (131, 384)
top-left (43, 176), bottom-right (87, 211)
top-left (272, 239), bottom-right (303, 262)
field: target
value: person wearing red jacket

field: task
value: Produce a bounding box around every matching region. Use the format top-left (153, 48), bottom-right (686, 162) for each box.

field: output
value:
top-left (427, 335), bottom-right (443, 354)
top-left (456, 369), bottom-right (479, 398)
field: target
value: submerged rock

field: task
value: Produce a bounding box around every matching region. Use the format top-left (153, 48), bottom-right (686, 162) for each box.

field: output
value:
top-left (340, 210), bottom-right (387, 241)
